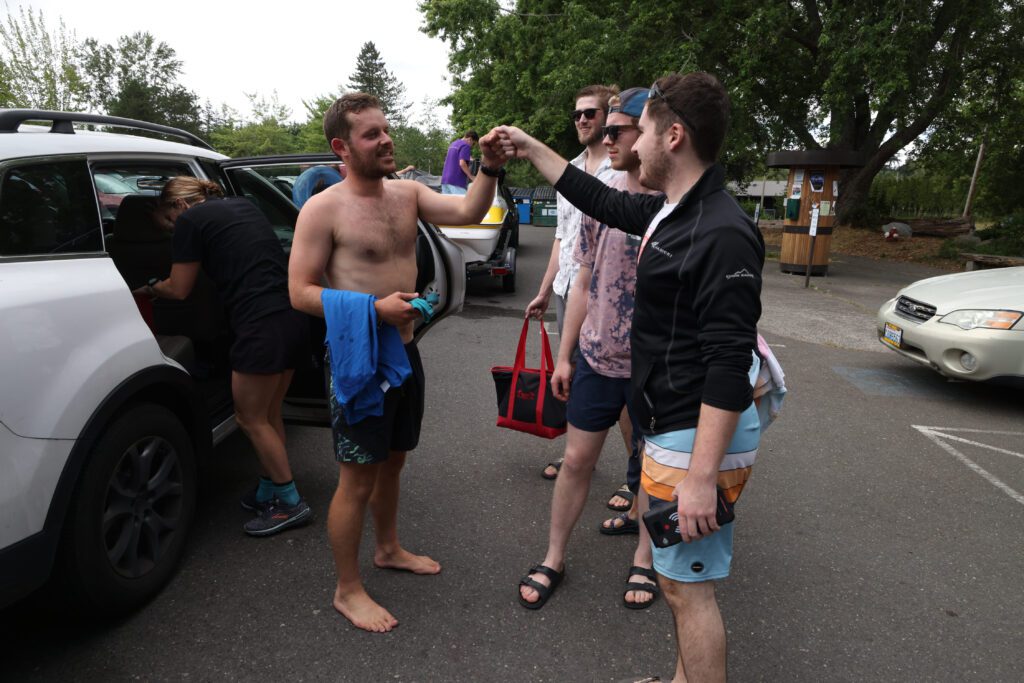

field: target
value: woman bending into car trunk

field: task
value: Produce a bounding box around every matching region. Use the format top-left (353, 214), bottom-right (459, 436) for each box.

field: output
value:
top-left (139, 176), bottom-right (312, 537)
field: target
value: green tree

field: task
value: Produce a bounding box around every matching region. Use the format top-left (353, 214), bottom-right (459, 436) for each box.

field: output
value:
top-left (208, 92), bottom-right (299, 157)
top-left (0, 5), bottom-right (90, 110)
top-left (196, 99), bottom-right (238, 141)
top-left (421, 0), bottom-right (1023, 225)
top-left (294, 93), bottom-right (340, 152)
top-left (106, 80), bottom-right (201, 134)
top-left (0, 59), bottom-right (14, 107)
top-left (348, 41), bottom-right (410, 126)
top-left (391, 123), bottom-right (452, 175)
top-left (914, 65), bottom-right (1024, 219)
top-left (81, 31), bottom-right (201, 133)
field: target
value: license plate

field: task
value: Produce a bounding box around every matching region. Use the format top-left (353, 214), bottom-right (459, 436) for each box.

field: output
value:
top-left (882, 322), bottom-right (903, 349)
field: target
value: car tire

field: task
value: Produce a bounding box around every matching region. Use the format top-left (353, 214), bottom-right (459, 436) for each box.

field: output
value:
top-left (502, 269), bottom-right (516, 293)
top-left (60, 403), bottom-right (197, 616)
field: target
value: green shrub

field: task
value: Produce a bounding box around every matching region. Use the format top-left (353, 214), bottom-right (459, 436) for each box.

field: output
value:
top-left (974, 212), bottom-right (1024, 256)
top-left (737, 199), bottom-right (759, 217)
top-left (942, 212), bottom-right (1024, 258)
top-left (938, 239), bottom-right (964, 259)
top-left (842, 201), bottom-right (884, 229)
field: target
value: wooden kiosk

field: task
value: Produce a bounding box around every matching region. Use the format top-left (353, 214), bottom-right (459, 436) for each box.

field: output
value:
top-left (767, 150), bottom-right (863, 275)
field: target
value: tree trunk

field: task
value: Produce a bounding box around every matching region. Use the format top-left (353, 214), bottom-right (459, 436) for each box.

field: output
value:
top-left (836, 166), bottom-right (876, 227)
top-left (962, 139), bottom-right (985, 221)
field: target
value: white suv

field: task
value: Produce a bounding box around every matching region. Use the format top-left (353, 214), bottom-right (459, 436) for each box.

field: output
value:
top-left (0, 110), bottom-right (464, 614)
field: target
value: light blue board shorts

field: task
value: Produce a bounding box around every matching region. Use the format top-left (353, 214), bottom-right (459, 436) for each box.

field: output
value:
top-left (647, 391), bottom-right (761, 583)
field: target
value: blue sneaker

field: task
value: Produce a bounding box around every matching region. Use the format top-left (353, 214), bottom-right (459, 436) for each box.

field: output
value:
top-left (243, 498), bottom-right (313, 537)
top-left (239, 487), bottom-right (271, 512)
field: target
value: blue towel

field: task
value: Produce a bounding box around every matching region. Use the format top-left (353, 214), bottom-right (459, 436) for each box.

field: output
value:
top-left (322, 289), bottom-right (411, 424)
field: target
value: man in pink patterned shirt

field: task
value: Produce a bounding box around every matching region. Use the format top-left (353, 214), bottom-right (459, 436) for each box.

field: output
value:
top-left (518, 88), bottom-right (663, 611)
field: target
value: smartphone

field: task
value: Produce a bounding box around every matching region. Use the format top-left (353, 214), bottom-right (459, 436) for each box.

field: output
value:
top-left (642, 488), bottom-right (735, 547)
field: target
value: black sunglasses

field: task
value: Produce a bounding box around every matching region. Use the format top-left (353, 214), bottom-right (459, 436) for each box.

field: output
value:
top-left (570, 108), bottom-right (600, 121)
top-left (648, 82), bottom-right (698, 133)
top-left (600, 124), bottom-right (638, 142)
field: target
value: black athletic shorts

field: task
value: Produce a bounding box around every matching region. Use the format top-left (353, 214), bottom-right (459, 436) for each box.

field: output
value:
top-left (230, 307), bottom-right (309, 374)
top-left (328, 342), bottom-right (425, 464)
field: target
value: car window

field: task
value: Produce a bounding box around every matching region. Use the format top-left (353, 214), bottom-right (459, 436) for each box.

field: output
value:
top-left (225, 168), bottom-right (299, 250)
top-left (91, 163), bottom-right (195, 193)
top-left (0, 159), bottom-right (103, 257)
top-left (94, 173), bottom-right (136, 195)
top-left (91, 162), bottom-right (194, 221)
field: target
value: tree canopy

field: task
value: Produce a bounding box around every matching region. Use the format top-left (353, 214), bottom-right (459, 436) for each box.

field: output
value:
top-left (421, 0), bottom-right (1024, 224)
top-left (78, 32), bottom-right (201, 133)
top-left (0, 5), bottom-right (451, 172)
top-left (348, 41), bottom-right (411, 126)
top-left (0, 6), bottom-right (89, 110)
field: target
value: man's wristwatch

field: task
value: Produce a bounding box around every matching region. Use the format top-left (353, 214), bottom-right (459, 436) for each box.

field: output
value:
top-left (146, 277), bottom-right (160, 297)
top-left (478, 163), bottom-right (501, 178)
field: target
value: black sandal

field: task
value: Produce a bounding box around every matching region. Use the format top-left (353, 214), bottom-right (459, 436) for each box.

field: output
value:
top-left (606, 483), bottom-right (635, 511)
top-left (599, 511), bottom-right (639, 535)
top-left (518, 563), bottom-right (565, 610)
top-left (623, 565), bottom-right (659, 610)
top-left (541, 459), bottom-right (563, 480)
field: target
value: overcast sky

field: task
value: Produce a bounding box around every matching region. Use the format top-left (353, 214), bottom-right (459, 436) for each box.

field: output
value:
top-left (25, 0), bottom-right (455, 125)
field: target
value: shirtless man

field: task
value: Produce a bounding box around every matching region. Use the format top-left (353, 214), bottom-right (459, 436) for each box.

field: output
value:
top-left (289, 92), bottom-right (508, 633)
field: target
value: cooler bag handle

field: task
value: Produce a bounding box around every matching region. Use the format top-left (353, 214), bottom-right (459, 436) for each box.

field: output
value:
top-left (506, 318), bottom-right (556, 428)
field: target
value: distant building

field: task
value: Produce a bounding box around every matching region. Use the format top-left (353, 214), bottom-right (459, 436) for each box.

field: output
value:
top-left (727, 179), bottom-right (788, 218)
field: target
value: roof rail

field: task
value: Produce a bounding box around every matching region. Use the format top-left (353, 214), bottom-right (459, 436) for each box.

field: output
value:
top-left (0, 109), bottom-right (214, 150)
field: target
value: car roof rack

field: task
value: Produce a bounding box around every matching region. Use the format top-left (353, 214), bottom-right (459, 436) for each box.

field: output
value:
top-left (0, 109), bottom-right (214, 150)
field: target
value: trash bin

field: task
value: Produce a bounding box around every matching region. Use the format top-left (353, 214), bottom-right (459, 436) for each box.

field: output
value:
top-left (510, 187), bottom-right (533, 224)
top-left (531, 186), bottom-right (557, 227)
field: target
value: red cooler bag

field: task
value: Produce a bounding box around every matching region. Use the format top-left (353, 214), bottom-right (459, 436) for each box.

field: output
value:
top-left (491, 319), bottom-right (567, 439)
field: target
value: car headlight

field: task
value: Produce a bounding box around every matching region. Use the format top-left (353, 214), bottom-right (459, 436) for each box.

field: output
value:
top-left (939, 309), bottom-right (1023, 330)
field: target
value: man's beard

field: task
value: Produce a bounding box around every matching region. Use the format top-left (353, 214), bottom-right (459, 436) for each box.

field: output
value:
top-left (577, 124), bottom-right (602, 146)
top-left (611, 150), bottom-right (640, 173)
top-left (639, 145), bottom-right (670, 192)
top-left (347, 145), bottom-right (396, 178)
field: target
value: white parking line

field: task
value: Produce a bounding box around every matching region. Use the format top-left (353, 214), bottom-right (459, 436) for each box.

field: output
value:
top-left (913, 425), bottom-right (1024, 506)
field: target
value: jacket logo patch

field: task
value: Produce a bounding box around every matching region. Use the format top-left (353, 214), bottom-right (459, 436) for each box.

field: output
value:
top-left (726, 268), bottom-right (755, 280)
top-left (649, 242), bottom-right (673, 258)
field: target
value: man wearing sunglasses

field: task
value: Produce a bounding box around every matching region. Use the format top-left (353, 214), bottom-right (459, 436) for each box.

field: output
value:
top-left (499, 72), bottom-right (764, 683)
top-left (526, 84), bottom-right (622, 481)
top-left (517, 87), bottom-right (662, 613)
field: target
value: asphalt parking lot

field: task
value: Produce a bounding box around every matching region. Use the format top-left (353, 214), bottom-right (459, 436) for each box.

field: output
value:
top-left (3, 226), bottom-right (1021, 682)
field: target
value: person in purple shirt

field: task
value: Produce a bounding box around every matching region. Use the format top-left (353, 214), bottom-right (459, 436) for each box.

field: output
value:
top-left (441, 130), bottom-right (479, 194)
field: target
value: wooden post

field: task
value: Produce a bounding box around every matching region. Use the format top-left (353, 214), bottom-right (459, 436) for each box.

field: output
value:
top-left (963, 139), bottom-right (986, 224)
top-left (804, 206), bottom-right (819, 289)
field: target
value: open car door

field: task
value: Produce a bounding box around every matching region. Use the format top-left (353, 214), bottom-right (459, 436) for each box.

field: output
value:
top-left (212, 154), bottom-right (466, 426)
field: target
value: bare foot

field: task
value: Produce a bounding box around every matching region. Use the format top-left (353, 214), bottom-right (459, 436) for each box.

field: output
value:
top-left (374, 547), bottom-right (441, 575)
top-left (333, 585), bottom-right (399, 633)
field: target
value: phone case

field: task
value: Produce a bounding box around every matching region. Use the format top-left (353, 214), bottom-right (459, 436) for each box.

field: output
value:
top-left (642, 489), bottom-right (735, 547)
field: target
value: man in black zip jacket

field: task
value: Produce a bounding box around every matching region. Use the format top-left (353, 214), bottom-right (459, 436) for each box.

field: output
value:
top-left (496, 72), bottom-right (764, 682)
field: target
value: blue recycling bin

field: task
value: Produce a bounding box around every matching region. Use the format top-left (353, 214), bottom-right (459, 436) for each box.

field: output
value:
top-left (510, 187), bottom-right (533, 224)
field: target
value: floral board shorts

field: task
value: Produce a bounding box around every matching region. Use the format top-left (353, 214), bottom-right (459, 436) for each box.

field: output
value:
top-left (327, 342), bottom-right (424, 465)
